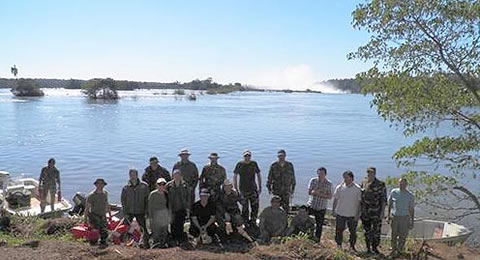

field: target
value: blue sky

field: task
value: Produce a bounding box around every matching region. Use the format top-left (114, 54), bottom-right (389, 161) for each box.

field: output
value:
top-left (1, 0), bottom-right (370, 90)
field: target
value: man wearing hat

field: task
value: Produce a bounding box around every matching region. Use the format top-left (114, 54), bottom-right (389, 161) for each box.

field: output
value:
top-left (173, 149), bottom-right (199, 208)
top-left (167, 169), bottom-right (190, 244)
top-left (266, 149), bottom-right (296, 214)
top-left (142, 156), bottom-right (171, 192)
top-left (258, 195), bottom-right (288, 243)
top-left (148, 178), bottom-right (170, 248)
top-left (189, 188), bottom-right (219, 244)
top-left (360, 167), bottom-right (387, 254)
top-left (84, 178), bottom-right (111, 249)
top-left (233, 150), bottom-right (262, 225)
top-left (200, 152), bottom-right (226, 203)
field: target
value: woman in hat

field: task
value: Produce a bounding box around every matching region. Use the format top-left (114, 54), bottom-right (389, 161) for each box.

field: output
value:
top-left (148, 178), bottom-right (170, 248)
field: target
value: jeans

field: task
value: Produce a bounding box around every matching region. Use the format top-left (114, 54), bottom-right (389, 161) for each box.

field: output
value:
top-left (335, 215), bottom-right (358, 247)
top-left (309, 208), bottom-right (326, 240)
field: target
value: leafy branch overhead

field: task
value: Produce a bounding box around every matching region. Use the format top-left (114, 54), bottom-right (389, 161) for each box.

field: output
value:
top-left (350, 0), bottom-right (480, 221)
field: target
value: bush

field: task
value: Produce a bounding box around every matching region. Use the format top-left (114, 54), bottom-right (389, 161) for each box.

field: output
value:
top-left (11, 79), bottom-right (44, 97)
top-left (174, 89), bottom-right (185, 95)
top-left (81, 78), bottom-right (119, 99)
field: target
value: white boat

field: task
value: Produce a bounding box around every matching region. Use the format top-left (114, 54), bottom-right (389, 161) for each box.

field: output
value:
top-left (0, 171), bottom-right (73, 218)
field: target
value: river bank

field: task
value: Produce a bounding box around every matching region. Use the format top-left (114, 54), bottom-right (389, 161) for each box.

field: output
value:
top-left (0, 215), bottom-right (478, 260)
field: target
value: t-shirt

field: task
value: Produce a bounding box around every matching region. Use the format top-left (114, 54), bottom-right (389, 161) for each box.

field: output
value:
top-left (192, 200), bottom-right (216, 225)
top-left (388, 188), bottom-right (415, 216)
top-left (87, 190), bottom-right (109, 216)
top-left (333, 183), bottom-right (362, 217)
top-left (234, 161), bottom-right (260, 192)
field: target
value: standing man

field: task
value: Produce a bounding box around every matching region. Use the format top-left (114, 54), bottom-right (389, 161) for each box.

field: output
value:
top-left (360, 167), bottom-right (387, 254)
top-left (167, 169), bottom-right (190, 244)
top-left (306, 167), bottom-right (332, 242)
top-left (39, 158), bottom-right (61, 213)
top-left (121, 169), bottom-right (150, 248)
top-left (388, 178), bottom-right (415, 256)
top-left (233, 150), bottom-right (262, 226)
top-left (84, 178), bottom-right (111, 249)
top-left (200, 152), bottom-right (227, 203)
top-left (266, 149), bottom-right (295, 214)
top-left (333, 171), bottom-right (362, 251)
top-left (173, 149), bottom-right (199, 208)
top-left (142, 157), bottom-right (171, 192)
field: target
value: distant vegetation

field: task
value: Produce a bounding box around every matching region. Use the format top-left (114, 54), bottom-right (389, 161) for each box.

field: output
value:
top-left (11, 78), bottom-right (44, 97)
top-left (0, 77), bottom-right (257, 94)
top-left (81, 78), bottom-right (119, 99)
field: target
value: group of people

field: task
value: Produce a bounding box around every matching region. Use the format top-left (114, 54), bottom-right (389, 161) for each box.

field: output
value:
top-left (38, 149), bottom-right (415, 256)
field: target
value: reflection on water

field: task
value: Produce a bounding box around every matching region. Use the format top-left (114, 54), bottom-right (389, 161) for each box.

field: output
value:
top-left (1, 88), bottom-right (417, 207)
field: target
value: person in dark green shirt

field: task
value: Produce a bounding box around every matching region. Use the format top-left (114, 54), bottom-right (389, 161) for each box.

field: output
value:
top-left (84, 178), bottom-right (111, 249)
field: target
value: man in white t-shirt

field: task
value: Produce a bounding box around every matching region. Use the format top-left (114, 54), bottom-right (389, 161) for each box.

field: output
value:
top-left (333, 170), bottom-right (362, 251)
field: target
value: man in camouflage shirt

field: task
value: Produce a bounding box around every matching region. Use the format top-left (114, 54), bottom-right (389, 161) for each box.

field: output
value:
top-left (217, 179), bottom-right (243, 230)
top-left (360, 167), bottom-right (387, 254)
top-left (258, 195), bottom-right (288, 243)
top-left (142, 156), bottom-right (171, 192)
top-left (39, 158), bottom-right (61, 213)
top-left (200, 152), bottom-right (226, 203)
top-left (173, 149), bottom-right (199, 208)
top-left (266, 149), bottom-right (295, 214)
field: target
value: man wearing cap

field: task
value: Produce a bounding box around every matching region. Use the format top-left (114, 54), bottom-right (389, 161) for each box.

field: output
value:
top-left (39, 158), bottom-right (61, 213)
top-left (266, 149), bottom-right (295, 214)
top-left (148, 178), bottom-right (170, 248)
top-left (333, 171), bottom-right (362, 251)
top-left (360, 167), bottom-right (387, 254)
top-left (121, 169), bottom-right (150, 248)
top-left (173, 149), bottom-right (199, 208)
top-left (233, 150), bottom-right (262, 225)
top-left (84, 178), bottom-right (111, 249)
top-left (258, 195), bottom-right (288, 243)
top-left (189, 188), bottom-right (219, 244)
top-left (142, 157), bottom-right (171, 192)
top-left (167, 169), bottom-right (190, 244)
top-left (200, 152), bottom-right (227, 203)
top-left (217, 179), bottom-right (248, 239)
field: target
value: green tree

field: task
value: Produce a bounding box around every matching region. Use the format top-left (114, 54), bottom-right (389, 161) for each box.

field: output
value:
top-left (349, 0), bottom-right (480, 221)
top-left (81, 78), bottom-right (119, 99)
top-left (11, 78), bottom-right (44, 97)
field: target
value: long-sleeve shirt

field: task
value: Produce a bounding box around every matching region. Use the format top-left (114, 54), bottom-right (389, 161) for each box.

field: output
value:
top-left (267, 161), bottom-right (295, 194)
top-left (173, 160), bottom-right (199, 188)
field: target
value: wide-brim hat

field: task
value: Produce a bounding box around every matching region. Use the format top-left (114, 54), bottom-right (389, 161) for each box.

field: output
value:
top-left (208, 152), bottom-right (219, 159)
top-left (178, 149), bottom-right (191, 156)
top-left (94, 178), bottom-right (107, 185)
top-left (243, 150), bottom-right (252, 156)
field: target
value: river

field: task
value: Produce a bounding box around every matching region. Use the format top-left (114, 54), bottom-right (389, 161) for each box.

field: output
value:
top-left (0, 88), bottom-right (414, 206)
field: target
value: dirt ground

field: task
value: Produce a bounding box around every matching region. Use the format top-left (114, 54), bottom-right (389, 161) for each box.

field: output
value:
top-left (0, 239), bottom-right (479, 260)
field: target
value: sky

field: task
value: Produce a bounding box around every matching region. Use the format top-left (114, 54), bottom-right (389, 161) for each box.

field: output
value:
top-left (1, 0), bottom-right (371, 91)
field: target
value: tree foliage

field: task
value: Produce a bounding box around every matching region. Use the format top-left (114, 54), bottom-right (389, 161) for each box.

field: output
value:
top-left (81, 78), bottom-right (119, 99)
top-left (11, 78), bottom-right (44, 97)
top-left (349, 0), bottom-right (480, 221)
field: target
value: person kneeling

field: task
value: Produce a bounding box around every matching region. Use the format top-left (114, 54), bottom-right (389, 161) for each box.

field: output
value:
top-left (258, 195), bottom-right (287, 243)
top-left (189, 189), bottom-right (219, 245)
top-left (287, 205), bottom-right (315, 237)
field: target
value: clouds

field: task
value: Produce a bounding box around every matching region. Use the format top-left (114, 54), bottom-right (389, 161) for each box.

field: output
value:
top-left (246, 64), bottom-right (344, 93)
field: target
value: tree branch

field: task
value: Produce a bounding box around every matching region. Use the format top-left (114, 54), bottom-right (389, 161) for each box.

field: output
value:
top-left (453, 185), bottom-right (480, 212)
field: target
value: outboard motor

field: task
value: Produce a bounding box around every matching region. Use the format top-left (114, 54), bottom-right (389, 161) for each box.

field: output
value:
top-left (69, 192), bottom-right (86, 216)
top-left (6, 190), bottom-right (31, 209)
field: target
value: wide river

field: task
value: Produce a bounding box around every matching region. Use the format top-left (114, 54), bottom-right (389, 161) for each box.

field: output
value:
top-left (0, 88), bottom-right (414, 207)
